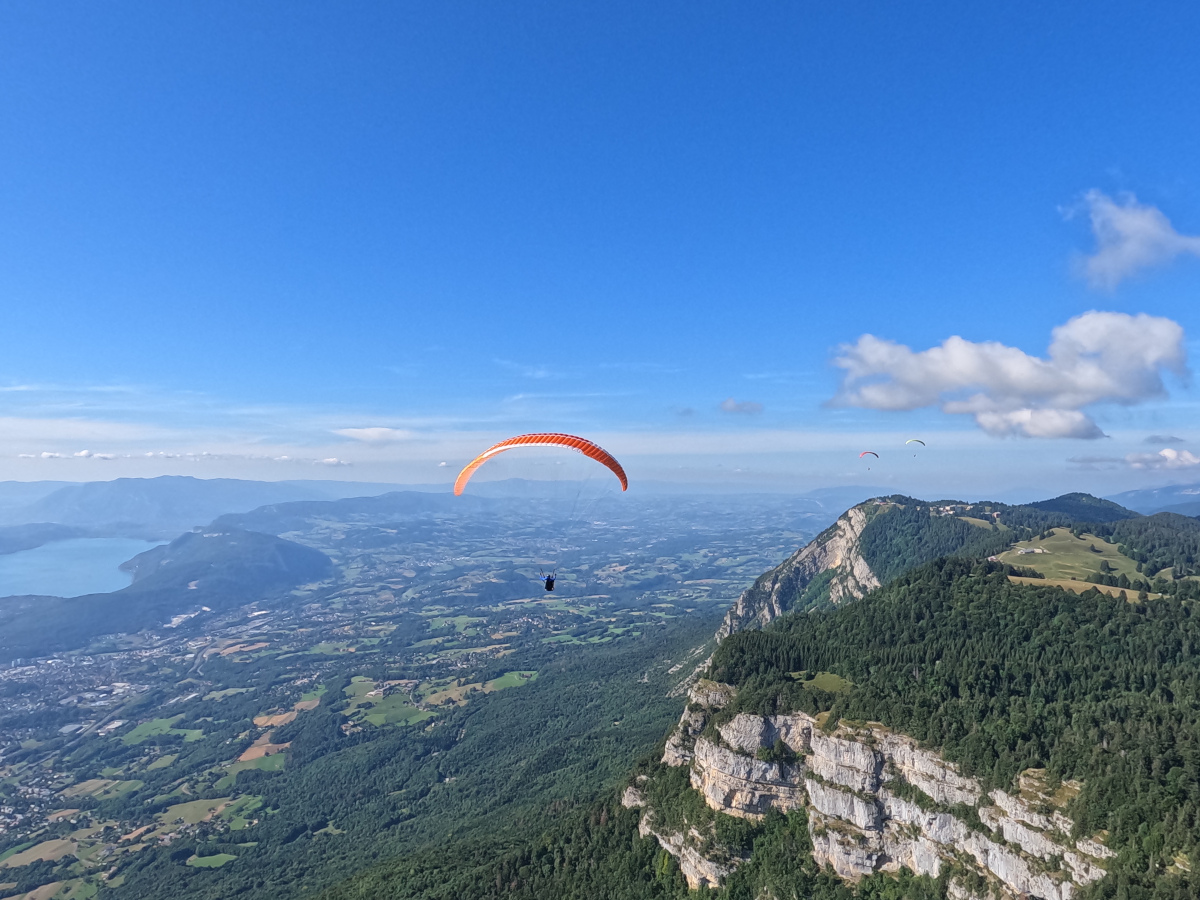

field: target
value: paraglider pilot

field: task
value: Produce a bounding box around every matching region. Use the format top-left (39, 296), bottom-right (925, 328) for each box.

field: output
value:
top-left (541, 571), bottom-right (556, 592)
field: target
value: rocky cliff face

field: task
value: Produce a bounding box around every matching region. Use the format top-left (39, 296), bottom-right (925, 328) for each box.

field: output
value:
top-left (628, 682), bottom-right (1114, 899)
top-left (716, 503), bottom-right (882, 640)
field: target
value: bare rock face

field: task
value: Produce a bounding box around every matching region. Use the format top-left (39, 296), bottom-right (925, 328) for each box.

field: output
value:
top-left (662, 679), bottom-right (736, 766)
top-left (636, 814), bottom-right (733, 890)
top-left (716, 504), bottom-right (882, 640)
top-left (621, 786), bottom-right (646, 809)
top-left (690, 737), bottom-right (807, 818)
top-left (638, 693), bottom-right (1114, 899)
top-left (878, 731), bottom-right (981, 807)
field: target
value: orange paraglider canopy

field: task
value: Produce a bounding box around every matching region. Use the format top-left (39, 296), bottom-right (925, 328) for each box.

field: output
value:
top-left (454, 433), bottom-right (628, 496)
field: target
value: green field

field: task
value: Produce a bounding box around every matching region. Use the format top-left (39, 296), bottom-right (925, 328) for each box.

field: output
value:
top-left (485, 670), bottom-right (538, 690)
top-left (161, 797), bottom-right (229, 825)
top-left (219, 796), bottom-right (264, 831)
top-left (0, 840), bottom-right (36, 863)
top-left (428, 614), bottom-right (486, 633)
top-left (146, 753), bottom-right (177, 771)
top-left (802, 671), bottom-right (852, 693)
top-left (203, 688), bottom-right (251, 701)
top-left (214, 755), bottom-right (286, 791)
top-left (94, 779), bottom-right (143, 800)
top-left (299, 684), bottom-right (328, 702)
top-left (121, 717), bottom-right (204, 745)
top-left (343, 677), bottom-right (435, 727)
top-left (997, 528), bottom-right (1142, 582)
top-left (188, 853), bottom-right (237, 868)
top-left (420, 671), bottom-right (538, 706)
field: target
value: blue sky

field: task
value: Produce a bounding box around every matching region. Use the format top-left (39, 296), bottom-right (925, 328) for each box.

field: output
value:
top-left (2, 2), bottom-right (1199, 498)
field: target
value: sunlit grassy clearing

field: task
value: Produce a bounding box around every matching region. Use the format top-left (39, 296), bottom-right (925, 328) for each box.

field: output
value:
top-left (187, 853), bottom-right (237, 868)
top-left (998, 528), bottom-right (1141, 582)
top-left (121, 717), bottom-right (203, 745)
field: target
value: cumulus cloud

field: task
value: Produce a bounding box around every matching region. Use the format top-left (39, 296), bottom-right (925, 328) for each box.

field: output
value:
top-left (719, 397), bottom-right (763, 415)
top-left (1126, 448), bottom-right (1200, 470)
top-left (335, 427), bottom-right (414, 443)
top-left (1074, 190), bottom-right (1200, 289)
top-left (832, 311), bottom-right (1187, 439)
top-left (1145, 434), bottom-right (1185, 444)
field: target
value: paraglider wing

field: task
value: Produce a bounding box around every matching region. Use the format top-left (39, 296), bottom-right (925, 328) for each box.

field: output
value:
top-left (454, 433), bottom-right (629, 496)
top-left (905, 439), bottom-right (925, 446)
top-left (859, 450), bottom-right (879, 459)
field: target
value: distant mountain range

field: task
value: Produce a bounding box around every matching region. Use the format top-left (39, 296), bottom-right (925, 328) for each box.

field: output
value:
top-left (1105, 481), bottom-right (1200, 516)
top-left (0, 476), bottom-right (421, 539)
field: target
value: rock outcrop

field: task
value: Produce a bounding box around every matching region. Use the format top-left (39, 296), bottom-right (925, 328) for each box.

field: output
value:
top-left (717, 503), bottom-right (882, 640)
top-left (632, 811), bottom-right (734, 889)
top-left (635, 684), bottom-right (1113, 900)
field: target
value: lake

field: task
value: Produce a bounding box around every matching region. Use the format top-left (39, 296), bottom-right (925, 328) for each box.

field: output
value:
top-left (0, 538), bottom-right (164, 597)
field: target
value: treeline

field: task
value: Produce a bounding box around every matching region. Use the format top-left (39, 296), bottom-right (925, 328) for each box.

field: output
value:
top-left (710, 558), bottom-right (1200, 899)
top-left (1078, 513), bottom-right (1200, 578)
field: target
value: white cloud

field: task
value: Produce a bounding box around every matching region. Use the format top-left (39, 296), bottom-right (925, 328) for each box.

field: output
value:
top-left (719, 397), bottom-right (764, 415)
top-left (335, 427), bottom-right (414, 443)
top-left (1074, 190), bottom-right (1200, 289)
top-left (1126, 448), bottom-right (1200, 470)
top-left (832, 311), bottom-right (1187, 439)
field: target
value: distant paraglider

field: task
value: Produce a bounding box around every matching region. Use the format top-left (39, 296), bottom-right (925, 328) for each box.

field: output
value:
top-left (906, 438), bottom-right (925, 457)
top-left (454, 433), bottom-right (628, 496)
top-left (859, 450), bottom-right (879, 470)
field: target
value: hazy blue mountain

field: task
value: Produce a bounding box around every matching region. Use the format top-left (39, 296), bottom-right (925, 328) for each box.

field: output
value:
top-left (0, 523), bottom-right (89, 555)
top-left (1106, 482), bottom-right (1200, 514)
top-left (0, 481), bottom-right (72, 514)
top-left (0, 476), bottom-right (410, 538)
top-left (210, 490), bottom-right (484, 535)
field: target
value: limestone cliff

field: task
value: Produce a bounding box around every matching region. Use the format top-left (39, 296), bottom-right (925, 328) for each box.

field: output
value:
top-left (630, 684), bottom-right (1114, 899)
top-left (716, 503), bottom-right (882, 640)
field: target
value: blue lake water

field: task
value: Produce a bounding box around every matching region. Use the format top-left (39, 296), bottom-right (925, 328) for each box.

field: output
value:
top-left (0, 538), bottom-right (164, 598)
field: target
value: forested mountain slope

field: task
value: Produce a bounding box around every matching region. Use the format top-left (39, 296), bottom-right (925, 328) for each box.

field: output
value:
top-left (719, 493), bottom-right (1143, 640)
top-left (325, 492), bottom-right (1200, 900)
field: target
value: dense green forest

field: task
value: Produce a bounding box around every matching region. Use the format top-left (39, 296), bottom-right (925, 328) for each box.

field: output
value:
top-left (324, 796), bottom-right (945, 900)
top-left (711, 558), bottom-right (1199, 899)
top-left (856, 502), bottom-right (1011, 583)
top-left (1082, 513), bottom-right (1200, 578)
